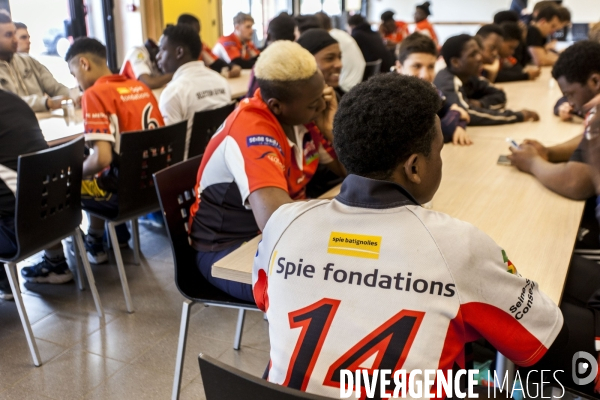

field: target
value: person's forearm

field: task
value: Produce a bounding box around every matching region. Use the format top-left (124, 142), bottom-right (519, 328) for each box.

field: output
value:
top-left (529, 159), bottom-right (595, 200)
top-left (547, 134), bottom-right (583, 163)
top-left (82, 148), bottom-right (112, 177)
top-left (139, 73), bottom-right (173, 90)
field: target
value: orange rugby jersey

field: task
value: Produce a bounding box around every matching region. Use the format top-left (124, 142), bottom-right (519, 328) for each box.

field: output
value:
top-left (189, 89), bottom-right (334, 252)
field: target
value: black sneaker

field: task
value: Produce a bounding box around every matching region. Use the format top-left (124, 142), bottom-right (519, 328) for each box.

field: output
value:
top-left (20, 256), bottom-right (74, 284)
top-left (0, 277), bottom-right (13, 300)
top-left (69, 233), bottom-right (109, 264)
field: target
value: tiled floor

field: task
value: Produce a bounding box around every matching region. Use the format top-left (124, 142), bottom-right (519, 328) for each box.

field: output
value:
top-left (0, 224), bottom-right (270, 399)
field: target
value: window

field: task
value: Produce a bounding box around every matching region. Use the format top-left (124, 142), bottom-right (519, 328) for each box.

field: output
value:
top-left (221, 0), bottom-right (290, 46)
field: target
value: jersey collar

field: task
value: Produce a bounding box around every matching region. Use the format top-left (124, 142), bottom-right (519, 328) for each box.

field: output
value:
top-left (335, 174), bottom-right (419, 209)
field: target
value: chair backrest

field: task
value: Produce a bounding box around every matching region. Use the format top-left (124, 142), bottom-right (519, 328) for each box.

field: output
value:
top-left (198, 353), bottom-right (331, 400)
top-left (363, 59), bottom-right (382, 81)
top-left (188, 103), bottom-right (236, 158)
top-left (153, 156), bottom-right (256, 307)
top-left (116, 120), bottom-right (187, 220)
top-left (11, 137), bottom-right (85, 261)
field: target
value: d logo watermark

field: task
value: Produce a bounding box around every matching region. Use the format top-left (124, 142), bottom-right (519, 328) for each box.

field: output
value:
top-left (572, 351), bottom-right (598, 386)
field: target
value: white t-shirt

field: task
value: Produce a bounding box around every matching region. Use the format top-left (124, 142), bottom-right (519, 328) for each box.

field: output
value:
top-left (120, 46), bottom-right (159, 80)
top-left (328, 29), bottom-right (366, 93)
top-left (159, 61), bottom-right (232, 158)
top-left (252, 174), bottom-right (563, 399)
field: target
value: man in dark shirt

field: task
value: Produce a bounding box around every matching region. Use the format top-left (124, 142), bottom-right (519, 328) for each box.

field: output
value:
top-left (496, 22), bottom-right (541, 82)
top-left (526, 5), bottom-right (567, 66)
top-left (0, 90), bottom-right (55, 300)
top-left (347, 14), bottom-right (394, 75)
top-left (434, 34), bottom-right (538, 126)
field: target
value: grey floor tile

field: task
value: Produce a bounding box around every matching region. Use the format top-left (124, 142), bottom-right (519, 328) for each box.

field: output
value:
top-left (0, 385), bottom-right (57, 400)
top-left (190, 305), bottom-right (261, 343)
top-left (179, 378), bottom-right (206, 400)
top-left (11, 348), bottom-right (126, 400)
top-left (0, 330), bottom-right (66, 389)
top-left (217, 346), bottom-right (271, 378)
top-left (84, 364), bottom-right (174, 400)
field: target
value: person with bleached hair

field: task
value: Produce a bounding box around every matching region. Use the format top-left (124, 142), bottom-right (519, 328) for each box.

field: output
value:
top-left (188, 41), bottom-right (345, 301)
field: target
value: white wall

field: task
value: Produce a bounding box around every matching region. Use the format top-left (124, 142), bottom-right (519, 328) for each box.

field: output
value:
top-left (113, 0), bottom-right (144, 67)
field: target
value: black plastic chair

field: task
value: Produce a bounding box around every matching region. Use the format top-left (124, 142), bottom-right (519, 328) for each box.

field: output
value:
top-left (85, 120), bottom-right (187, 313)
top-left (188, 103), bottom-right (236, 158)
top-left (198, 353), bottom-right (331, 400)
top-left (152, 156), bottom-right (258, 400)
top-left (0, 137), bottom-right (104, 366)
top-left (363, 59), bottom-right (382, 81)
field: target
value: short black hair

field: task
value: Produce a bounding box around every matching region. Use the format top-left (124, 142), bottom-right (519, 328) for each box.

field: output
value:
top-left (267, 13), bottom-right (296, 41)
top-left (440, 34), bottom-right (472, 67)
top-left (315, 12), bottom-right (332, 31)
top-left (0, 13), bottom-right (11, 24)
top-left (398, 33), bottom-right (437, 63)
top-left (347, 14), bottom-right (366, 27)
top-left (333, 74), bottom-right (441, 180)
top-left (14, 22), bottom-right (27, 30)
top-left (552, 40), bottom-right (600, 84)
top-left (65, 37), bottom-right (106, 62)
top-left (162, 24), bottom-right (202, 59)
top-left (556, 6), bottom-right (571, 23)
top-left (476, 24), bottom-right (504, 39)
top-left (500, 22), bottom-right (522, 42)
top-left (295, 15), bottom-right (321, 34)
top-left (534, 4), bottom-right (562, 22)
top-left (493, 10), bottom-right (519, 25)
top-left (381, 11), bottom-right (395, 22)
top-left (177, 13), bottom-right (199, 26)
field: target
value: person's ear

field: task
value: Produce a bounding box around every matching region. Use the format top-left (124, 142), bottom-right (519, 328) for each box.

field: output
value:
top-left (449, 57), bottom-right (461, 71)
top-left (266, 98), bottom-right (283, 117)
top-left (395, 60), bottom-right (403, 74)
top-left (79, 56), bottom-right (91, 71)
top-left (175, 45), bottom-right (185, 60)
top-left (589, 73), bottom-right (600, 93)
top-left (403, 154), bottom-right (422, 185)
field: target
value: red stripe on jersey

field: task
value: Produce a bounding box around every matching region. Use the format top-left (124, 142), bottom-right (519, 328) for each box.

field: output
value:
top-left (461, 302), bottom-right (549, 366)
top-left (121, 61), bottom-right (136, 80)
top-left (253, 269), bottom-right (269, 312)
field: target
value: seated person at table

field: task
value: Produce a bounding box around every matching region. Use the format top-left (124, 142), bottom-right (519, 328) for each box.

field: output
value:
top-left (246, 13), bottom-right (297, 97)
top-left (20, 38), bottom-right (165, 279)
top-left (213, 12), bottom-right (260, 69)
top-left (526, 5), bottom-right (566, 67)
top-left (0, 14), bottom-right (70, 112)
top-left (156, 24), bottom-right (231, 157)
top-left (508, 41), bottom-right (600, 201)
top-left (379, 10), bottom-right (409, 52)
top-left (176, 13), bottom-right (241, 79)
top-left (434, 34), bottom-right (539, 126)
top-left (476, 24), bottom-right (504, 82)
top-left (316, 12), bottom-right (365, 93)
top-left (296, 29), bottom-right (342, 97)
top-left (347, 14), bottom-right (394, 75)
top-left (0, 91), bottom-right (53, 298)
top-left (496, 21), bottom-right (541, 82)
top-left (396, 33), bottom-right (471, 145)
top-left (413, 1), bottom-right (438, 46)
top-left (120, 39), bottom-right (173, 90)
top-left (253, 73), bottom-right (600, 398)
top-left (295, 14), bottom-right (321, 35)
top-left (189, 41), bottom-right (345, 302)
top-left (15, 22), bottom-right (30, 54)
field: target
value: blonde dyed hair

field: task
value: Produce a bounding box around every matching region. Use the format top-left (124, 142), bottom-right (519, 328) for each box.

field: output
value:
top-left (254, 41), bottom-right (317, 82)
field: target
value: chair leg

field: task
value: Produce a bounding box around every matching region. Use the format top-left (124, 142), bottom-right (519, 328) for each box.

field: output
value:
top-left (233, 308), bottom-right (246, 350)
top-left (172, 299), bottom-right (194, 400)
top-left (71, 233), bottom-right (85, 291)
top-left (131, 218), bottom-right (141, 265)
top-left (73, 230), bottom-right (105, 323)
top-left (107, 222), bottom-right (134, 313)
top-left (5, 263), bottom-right (41, 367)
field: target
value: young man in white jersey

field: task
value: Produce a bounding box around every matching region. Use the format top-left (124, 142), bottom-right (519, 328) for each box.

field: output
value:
top-left (253, 74), bottom-right (600, 398)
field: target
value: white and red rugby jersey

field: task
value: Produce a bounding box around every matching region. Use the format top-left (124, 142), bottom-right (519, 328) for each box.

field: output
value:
top-left (252, 174), bottom-right (563, 399)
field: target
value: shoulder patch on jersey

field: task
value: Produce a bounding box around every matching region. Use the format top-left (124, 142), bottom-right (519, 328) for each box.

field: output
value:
top-left (247, 135), bottom-right (282, 152)
top-left (327, 232), bottom-right (382, 260)
top-left (502, 249), bottom-right (517, 275)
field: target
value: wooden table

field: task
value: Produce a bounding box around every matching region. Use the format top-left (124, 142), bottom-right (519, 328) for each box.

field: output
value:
top-left (213, 68), bottom-right (583, 305)
top-left (228, 69), bottom-right (252, 99)
top-left (36, 109), bottom-right (84, 147)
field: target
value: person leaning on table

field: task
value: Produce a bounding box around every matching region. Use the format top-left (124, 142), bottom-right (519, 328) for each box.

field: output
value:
top-left (188, 41), bottom-right (345, 303)
top-left (253, 73), bottom-right (600, 398)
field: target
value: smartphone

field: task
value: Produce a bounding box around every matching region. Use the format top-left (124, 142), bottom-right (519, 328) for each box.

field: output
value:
top-left (497, 155), bottom-right (511, 166)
